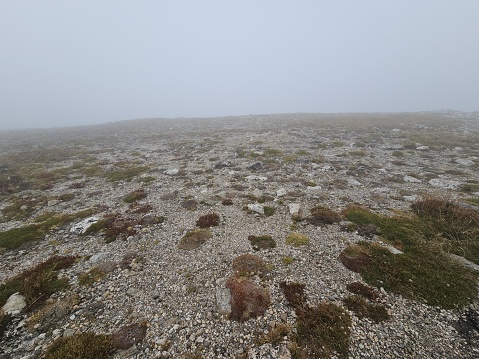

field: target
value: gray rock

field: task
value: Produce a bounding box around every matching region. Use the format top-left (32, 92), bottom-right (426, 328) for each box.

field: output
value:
top-left (89, 252), bottom-right (109, 264)
top-left (276, 188), bottom-right (287, 197)
top-left (288, 203), bottom-right (301, 216)
top-left (247, 203), bottom-right (264, 214)
top-left (2, 292), bottom-right (26, 315)
top-left (216, 277), bottom-right (231, 316)
top-left (455, 158), bottom-right (475, 166)
top-left (428, 178), bottom-right (460, 190)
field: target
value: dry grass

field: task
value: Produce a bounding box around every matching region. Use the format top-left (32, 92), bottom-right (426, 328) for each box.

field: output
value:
top-left (44, 332), bottom-right (112, 359)
top-left (343, 295), bottom-right (390, 323)
top-left (285, 232), bottom-right (309, 247)
top-left (178, 229), bottom-right (212, 250)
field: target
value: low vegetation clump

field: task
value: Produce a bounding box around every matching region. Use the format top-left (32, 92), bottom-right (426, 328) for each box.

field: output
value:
top-left (259, 322), bottom-right (292, 346)
top-left (111, 321), bottom-right (148, 350)
top-left (178, 229), bottom-right (212, 250)
top-left (280, 281), bottom-right (306, 308)
top-left (196, 212), bottom-right (220, 228)
top-left (221, 197), bottom-right (233, 206)
top-left (309, 205), bottom-right (341, 225)
top-left (346, 281), bottom-right (380, 301)
top-left (78, 267), bottom-right (108, 286)
top-left (0, 225), bottom-right (44, 250)
top-left (27, 295), bottom-right (79, 332)
top-left (411, 195), bottom-right (479, 264)
top-left (285, 232), bottom-right (310, 247)
top-left (232, 254), bottom-right (268, 278)
top-left (44, 332), bottom-right (112, 359)
top-left (226, 277), bottom-right (271, 321)
top-left (263, 206), bottom-right (276, 217)
top-left (0, 255), bottom-right (78, 312)
top-left (2, 194), bottom-right (46, 220)
top-left (0, 173), bottom-right (30, 195)
top-left (103, 165), bottom-right (149, 182)
top-left (292, 303), bottom-right (351, 359)
top-left (248, 235), bottom-right (276, 251)
top-left (181, 199), bottom-right (199, 211)
top-left (341, 201), bottom-right (479, 309)
top-left (343, 295), bottom-right (390, 323)
top-left (84, 213), bottom-right (147, 243)
top-left (123, 189), bottom-right (147, 203)
top-left (281, 256), bottom-right (294, 265)
top-left (119, 251), bottom-right (145, 270)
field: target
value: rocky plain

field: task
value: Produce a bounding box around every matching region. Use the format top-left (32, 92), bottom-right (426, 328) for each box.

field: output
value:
top-left (1, 111), bottom-right (479, 358)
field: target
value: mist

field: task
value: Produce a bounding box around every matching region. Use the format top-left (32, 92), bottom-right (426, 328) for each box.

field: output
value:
top-left (1, 1), bottom-right (478, 130)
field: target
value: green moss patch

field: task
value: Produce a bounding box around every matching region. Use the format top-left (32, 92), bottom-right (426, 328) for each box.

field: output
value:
top-left (248, 235), bottom-right (276, 251)
top-left (285, 232), bottom-right (309, 246)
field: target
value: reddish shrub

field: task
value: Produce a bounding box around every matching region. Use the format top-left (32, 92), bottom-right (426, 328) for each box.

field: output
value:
top-left (226, 277), bottom-right (271, 321)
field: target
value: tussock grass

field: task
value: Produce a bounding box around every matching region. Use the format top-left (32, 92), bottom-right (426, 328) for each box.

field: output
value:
top-left (342, 200), bottom-right (479, 309)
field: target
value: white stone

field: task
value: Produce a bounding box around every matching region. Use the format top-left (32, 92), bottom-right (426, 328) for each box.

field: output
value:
top-left (70, 216), bottom-right (100, 234)
top-left (276, 188), bottom-right (287, 197)
top-left (247, 203), bottom-right (264, 214)
top-left (2, 293), bottom-right (26, 315)
top-left (403, 175), bottom-right (421, 183)
top-left (288, 203), bottom-right (301, 216)
top-left (164, 168), bottom-right (179, 175)
top-left (386, 245), bottom-right (403, 255)
top-left (89, 252), bottom-right (109, 264)
top-left (416, 145), bottom-right (429, 151)
top-left (245, 175), bottom-right (268, 181)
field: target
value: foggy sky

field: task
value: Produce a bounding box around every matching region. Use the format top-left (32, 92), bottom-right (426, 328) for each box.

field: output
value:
top-left (1, 1), bottom-right (478, 130)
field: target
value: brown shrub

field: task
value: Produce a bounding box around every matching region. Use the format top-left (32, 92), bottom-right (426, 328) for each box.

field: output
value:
top-left (308, 206), bottom-right (341, 225)
top-left (343, 295), bottom-right (390, 323)
top-left (221, 198), bottom-right (234, 206)
top-left (346, 281), bottom-right (379, 301)
top-left (294, 303), bottom-right (351, 358)
top-left (196, 212), bottom-right (220, 228)
top-left (338, 244), bottom-right (371, 273)
top-left (111, 321), bottom-right (148, 350)
top-left (232, 254), bottom-right (268, 277)
top-left (178, 229), bottom-right (212, 250)
top-left (280, 281), bottom-right (307, 308)
top-left (226, 277), bottom-right (271, 321)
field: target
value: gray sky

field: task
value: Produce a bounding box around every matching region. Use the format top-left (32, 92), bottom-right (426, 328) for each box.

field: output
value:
top-left (1, 1), bottom-right (478, 129)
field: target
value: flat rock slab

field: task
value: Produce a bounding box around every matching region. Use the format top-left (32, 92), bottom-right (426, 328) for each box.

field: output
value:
top-left (2, 293), bottom-right (26, 315)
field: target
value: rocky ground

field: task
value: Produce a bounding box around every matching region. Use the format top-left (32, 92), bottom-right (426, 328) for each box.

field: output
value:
top-left (1, 111), bottom-right (479, 358)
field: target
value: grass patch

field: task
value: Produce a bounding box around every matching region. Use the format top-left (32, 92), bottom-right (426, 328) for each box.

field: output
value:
top-left (309, 206), bottom-right (341, 225)
top-left (280, 281), bottom-right (306, 308)
top-left (123, 189), bottom-right (147, 203)
top-left (281, 256), bottom-right (295, 265)
top-left (103, 166), bottom-right (149, 182)
top-left (285, 232), bottom-right (309, 247)
top-left (44, 332), bottom-right (112, 359)
top-left (248, 235), bottom-right (276, 251)
top-left (263, 206), bottom-right (276, 217)
top-left (0, 255), bottom-right (77, 312)
top-left (342, 201), bottom-right (479, 308)
top-left (78, 267), bottom-right (107, 286)
top-left (0, 225), bottom-right (44, 250)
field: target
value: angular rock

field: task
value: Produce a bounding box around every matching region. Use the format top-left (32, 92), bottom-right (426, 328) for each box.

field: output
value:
top-left (216, 277), bottom-right (231, 316)
top-left (70, 216), bottom-right (100, 234)
top-left (164, 168), bottom-right (179, 175)
top-left (2, 293), bottom-right (26, 315)
top-left (288, 203), bottom-right (301, 216)
top-left (247, 204), bottom-right (264, 214)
